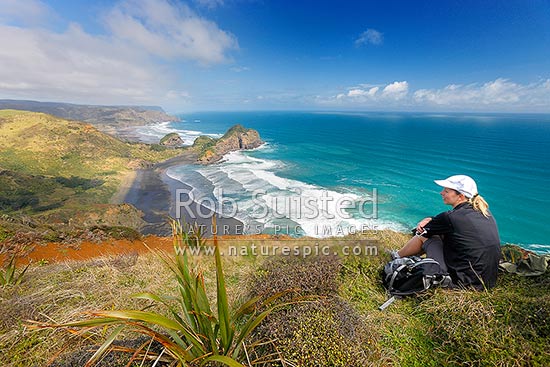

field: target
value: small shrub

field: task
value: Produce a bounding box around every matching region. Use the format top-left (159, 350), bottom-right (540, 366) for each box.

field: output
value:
top-left (251, 254), bottom-right (342, 299)
top-left (99, 226), bottom-right (141, 241)
top-left (0, 193), bottom-right (39, 211)
top-left (55, 176), bottom-right (103, 190)
top-left (420, 283), bottom-right (550, 366)
top-left (41, 230), bottom-right (63, 243)
top-left (249, 255), bottom-right (375, 366)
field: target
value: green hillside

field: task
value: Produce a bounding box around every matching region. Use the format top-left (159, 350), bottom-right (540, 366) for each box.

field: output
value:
top-left (0, 110), bottom-right (183, 243)
top-left (0, 110), bottom-right (178, 176)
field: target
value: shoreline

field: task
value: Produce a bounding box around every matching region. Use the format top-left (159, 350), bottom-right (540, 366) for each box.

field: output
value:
top-left (110, 170), bottom-right (138, 204)
top-left (123, 149), bottom-right (244, 236)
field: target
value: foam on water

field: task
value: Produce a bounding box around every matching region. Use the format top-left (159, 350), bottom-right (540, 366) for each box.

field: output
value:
top-left (137, 112), bottom-right (550, 252)
top-left (184, 149), bottom-right (401, 237)
top-left (130, 121), bottom-right (221, 145)
top-left (164, 143), bottom-right (407, 237)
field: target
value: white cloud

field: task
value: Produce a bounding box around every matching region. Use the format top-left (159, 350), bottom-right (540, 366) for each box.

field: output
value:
top-left (166, 90), bottom-right (191, 99)
top-left (104, 0), bottom-right (238, 64)
top-left (413, 78), bottom-right (528, 106)
top-left (0, 0), bottom-right (238, 108)
top-left (321, 78), bottom-right (550, 111)
top-left (0, 0), bottom-right (54, 26)
top-left (331, 82), bottom-right (406, 104)
top-left (348, 89), bottom-right (367, 97)
top-left (0, 23), bottom-right (164, 104)
top-left (322, 82), bottom-right (410, 107)
top-left (368, 86), bottom-right (380, 96)
top-left (355, 28), bottom-right (383, 47)
top-left (231, 66), bottom-right (250, 72)
top-left (347, 86), bottom-right (379, 98)
top-left (382, 81), bottom-right (408, 100)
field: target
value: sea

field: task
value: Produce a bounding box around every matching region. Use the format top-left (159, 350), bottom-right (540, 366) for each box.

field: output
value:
top-left (131, 111), bottom-right (550, 254)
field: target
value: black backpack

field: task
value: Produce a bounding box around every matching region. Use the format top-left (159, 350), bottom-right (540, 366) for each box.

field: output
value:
top-left (380, 256), bottom-right (451, 310)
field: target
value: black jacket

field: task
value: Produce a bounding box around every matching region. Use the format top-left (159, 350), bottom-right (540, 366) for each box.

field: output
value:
top-left (423, 202), bottom-right (501, 289)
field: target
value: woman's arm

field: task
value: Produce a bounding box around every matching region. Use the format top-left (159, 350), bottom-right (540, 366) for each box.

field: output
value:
top-left (416, 217), bottom-right (433, 233)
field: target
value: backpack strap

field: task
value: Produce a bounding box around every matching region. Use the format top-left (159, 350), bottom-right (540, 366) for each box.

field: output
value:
top-left (387, 263), bottom-right (409, 292)
top-left (410, 258), bottom-right (440, 268)
top-left (415, 258), bottom-right (448, 290)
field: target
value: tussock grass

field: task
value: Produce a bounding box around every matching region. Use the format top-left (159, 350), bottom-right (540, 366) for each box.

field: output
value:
top-left (1, 232), bottom-right (549, 366)
top-left (0, 252), bottom-right (175, 366)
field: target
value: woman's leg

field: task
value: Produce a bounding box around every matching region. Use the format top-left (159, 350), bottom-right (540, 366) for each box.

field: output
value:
top-left (422, 235), bottom-right (448, 273)
top-left (397, 235), bottom-right (426, 257)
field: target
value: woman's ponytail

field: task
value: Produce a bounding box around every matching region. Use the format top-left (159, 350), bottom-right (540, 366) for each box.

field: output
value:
top-left (470, 194), bottom-right (490, 217)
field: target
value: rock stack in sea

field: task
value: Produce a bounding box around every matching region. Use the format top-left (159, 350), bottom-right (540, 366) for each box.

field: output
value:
top-left (193, 124), bottom-right (263, 164)
top-left (159, 132), bottom-right (184, 147)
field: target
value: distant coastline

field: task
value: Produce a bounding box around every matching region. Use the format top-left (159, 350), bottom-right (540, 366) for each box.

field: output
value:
top-left (0, 99), bottom-right (179, 140)
top-left (156, 111), bottom-right (550, 252)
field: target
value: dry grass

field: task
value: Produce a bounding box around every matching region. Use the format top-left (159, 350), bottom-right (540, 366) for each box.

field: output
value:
top-left (1, 232), bottom-right (549, 366)
top-left (0, 237), bottom-right (278, 366)
top-left (0, 251), bottom-right (175, 366)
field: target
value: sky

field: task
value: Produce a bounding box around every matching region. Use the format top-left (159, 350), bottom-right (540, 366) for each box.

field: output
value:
top-left (0, 0), bottom-right (549, 113)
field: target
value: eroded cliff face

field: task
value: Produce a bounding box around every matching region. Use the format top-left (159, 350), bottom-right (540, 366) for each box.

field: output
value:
top-left (194, 124), bottom-right (263, 164)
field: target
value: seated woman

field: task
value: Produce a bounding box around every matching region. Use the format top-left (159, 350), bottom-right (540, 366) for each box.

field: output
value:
top-left (394, 175), bottom-right (501, 290)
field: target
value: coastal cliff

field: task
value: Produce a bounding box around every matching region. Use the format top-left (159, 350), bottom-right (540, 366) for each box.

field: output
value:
top-left (0, 99), bottom-right (178, 138)
top-left (0, 109), bottom-right (184, 245)
top-left (193, 124), bottom-right (263, 164)
top-left (0, 110), bottom-right (263, 244)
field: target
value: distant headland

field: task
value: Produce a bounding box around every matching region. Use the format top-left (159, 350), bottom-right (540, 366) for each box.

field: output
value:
top-left (0, 105), bottom-right (262, 248)
top-left (0, 99), bottom-right (179, 139)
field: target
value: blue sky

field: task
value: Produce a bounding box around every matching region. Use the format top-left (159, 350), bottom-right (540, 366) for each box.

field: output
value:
top-left (1, 0), bottom-right (549, 113)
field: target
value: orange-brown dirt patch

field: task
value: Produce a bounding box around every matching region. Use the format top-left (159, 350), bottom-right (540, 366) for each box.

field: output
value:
top-left (6, 235), bottom-right (173, 266)
top-left (3, 234), bottom-right (295, 266)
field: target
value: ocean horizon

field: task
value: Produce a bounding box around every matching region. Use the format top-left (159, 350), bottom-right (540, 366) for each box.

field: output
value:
top-left (132, 111), bottom-right (550, 253)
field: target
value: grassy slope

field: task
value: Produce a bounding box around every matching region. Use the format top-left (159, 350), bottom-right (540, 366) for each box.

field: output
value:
top-left (0, 110), bottom-right (181, 206)
top-left (0, 110), bottom-right (184, 240)
top-left (0, 234), bottom-right (548, 367)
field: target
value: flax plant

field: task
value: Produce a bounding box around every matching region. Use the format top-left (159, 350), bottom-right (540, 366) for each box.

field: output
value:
top-left (0, 255), bottom-right (29, 286)
top-left (30, 218), bottom-right (287, 366)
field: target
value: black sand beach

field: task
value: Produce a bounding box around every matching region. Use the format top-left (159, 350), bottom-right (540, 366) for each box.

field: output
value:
top-left (124, 150), bottom-right (244, 236)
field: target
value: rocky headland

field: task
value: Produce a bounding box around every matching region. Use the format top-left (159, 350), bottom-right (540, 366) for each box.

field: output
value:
top-left (193, 124), bottom-right (263, 164)
top-left (124, 125), bottom-right (263, 235)
top-left (159, 132), bottom-right (185, 147)
top-left (0, 99), bottom-right (178, 139)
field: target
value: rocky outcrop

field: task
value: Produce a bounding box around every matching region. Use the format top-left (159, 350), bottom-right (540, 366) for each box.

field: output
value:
top-left (159, 133), bottom-right (184, 147)
top-left (194, 124), bottom-right (263, 164)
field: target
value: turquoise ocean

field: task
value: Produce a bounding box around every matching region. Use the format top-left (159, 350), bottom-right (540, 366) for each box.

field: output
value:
top-left (133, 112), bottom-right (550, 253)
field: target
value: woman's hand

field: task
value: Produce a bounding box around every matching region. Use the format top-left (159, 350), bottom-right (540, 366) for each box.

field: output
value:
top-left (416, 217), bottom-right (432, 233)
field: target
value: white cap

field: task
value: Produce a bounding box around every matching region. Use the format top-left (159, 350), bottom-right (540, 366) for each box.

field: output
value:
top-left (434, 175), bottom-right (478, 198)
